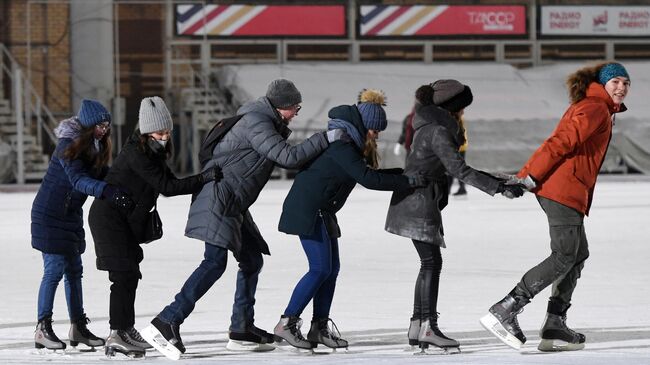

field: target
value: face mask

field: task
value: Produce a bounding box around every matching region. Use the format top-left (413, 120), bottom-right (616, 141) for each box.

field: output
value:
top-left (156, 139), bottom-right (168, 147)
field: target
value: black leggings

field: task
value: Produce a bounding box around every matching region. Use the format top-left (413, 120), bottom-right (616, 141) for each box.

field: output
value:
top-left (108, 270), bottom-right (140, 330)
top-left (412, 240), bottom-right (443, 320)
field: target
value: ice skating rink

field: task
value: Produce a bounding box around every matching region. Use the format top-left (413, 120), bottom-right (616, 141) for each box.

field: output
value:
top-left (1, 177), bottom-right (649, 364)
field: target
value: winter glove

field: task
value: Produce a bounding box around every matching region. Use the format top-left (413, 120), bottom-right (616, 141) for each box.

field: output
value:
top-left (326, 129), bottom-right (351, 143)
top-left (199, 166), bottom-right (223, 184)
top-left (496, 182), bottom-right (525, 199)
top-left (406, 173), bottom-right (428, 188)
top-left (493, 172), bottom-right (537, 190)
top-left (101, 184), bottom-right (135, 212)
top-left (381, 167), bottom-right (404, 175)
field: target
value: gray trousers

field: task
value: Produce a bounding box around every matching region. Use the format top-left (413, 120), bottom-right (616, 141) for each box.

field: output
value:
top-left (515, 196), bottom-right (590, 305)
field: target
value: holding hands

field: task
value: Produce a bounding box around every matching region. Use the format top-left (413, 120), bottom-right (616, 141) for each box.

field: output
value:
top-left (493, 173), bottom-right (536, 199)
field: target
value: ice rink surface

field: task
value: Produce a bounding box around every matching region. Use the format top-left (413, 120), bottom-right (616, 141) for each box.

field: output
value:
top-left (1, 177), bottom-right (649, 364)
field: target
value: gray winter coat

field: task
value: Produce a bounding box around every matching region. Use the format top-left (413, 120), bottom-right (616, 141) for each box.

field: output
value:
top-left (185, 97), bottom-right (328, 257)
top-left (385, 103), bottom-right (501, 246)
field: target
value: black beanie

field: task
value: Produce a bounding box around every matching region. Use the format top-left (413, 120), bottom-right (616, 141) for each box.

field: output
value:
top-left (431, 79), bottom-right (473, 113)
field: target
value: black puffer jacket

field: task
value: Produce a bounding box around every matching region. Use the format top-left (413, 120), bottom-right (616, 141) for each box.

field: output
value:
top-left (385, 104), bottom-right (501, 246)
top-left (89, 131), bottom-right (205, 272)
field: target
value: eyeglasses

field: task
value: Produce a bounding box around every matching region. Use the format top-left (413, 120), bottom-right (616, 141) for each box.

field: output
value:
top-left (95, 122), bottom-right (111, 131)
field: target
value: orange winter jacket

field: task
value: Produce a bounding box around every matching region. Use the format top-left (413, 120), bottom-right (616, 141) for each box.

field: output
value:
top-left (517, 82), bottom-right (626, 216)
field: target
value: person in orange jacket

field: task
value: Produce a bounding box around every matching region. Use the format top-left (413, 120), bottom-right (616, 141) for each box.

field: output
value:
top-left (480, 62), bottom-right (630, 352)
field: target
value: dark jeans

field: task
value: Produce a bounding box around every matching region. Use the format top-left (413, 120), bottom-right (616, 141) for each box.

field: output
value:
top-left (159, 242), bottom-right (263, 333)
top-left (412, 241), bottom-right (443, 320)
top-left (515, 196), bottom-right (589, 305)
top-left (284, 216), bottom-right (340, 319)
top-left (108, 270), bottom-right (140, 330)
top-left (37, 253), bottom-right (84, 321)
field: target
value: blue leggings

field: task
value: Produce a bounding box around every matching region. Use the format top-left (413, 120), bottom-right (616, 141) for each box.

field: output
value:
top-left (284, 216), bottom-right (340, 319)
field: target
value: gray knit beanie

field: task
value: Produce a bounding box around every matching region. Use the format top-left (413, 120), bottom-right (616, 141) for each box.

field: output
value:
top-left (138, 96), bottom-right (173, 134)
top-left (266, 79), bottom-right (302, 109)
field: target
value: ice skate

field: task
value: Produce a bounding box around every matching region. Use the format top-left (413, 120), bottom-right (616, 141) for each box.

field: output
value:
top-left (274, 315), bottom-right (314, 350)
top-left (34, 317), bottom-right (67, 352)
top-left (68, 315), bottom-right (105, 351)
top-left (306, 318), bottom-right (348, 351)
top-left (125, 327), bottom-right (152, 349)
top-left (537, 300), bottom-right (586, 352)
top-left (227, 324), bottom-right (277, 352)
top-left (406, 318), bottom-right (420, 350)
top-left (141, 317), bottom-right (184, 360)
top-left (105, 329), bottom-right (146, 359)
top-left (480, 289), bottom-right (530, 350)
top-left (452, 185), bottom-right (467, 197)
top-left (416, 317), bottom-right (460, 355)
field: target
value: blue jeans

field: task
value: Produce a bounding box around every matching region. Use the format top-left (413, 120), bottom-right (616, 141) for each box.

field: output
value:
top-left (37, 253), bottom-right (84, 321)
top-left (159, 242), bottom-right (263, 332)
top-left (284, 216), bottom-right (340, 319)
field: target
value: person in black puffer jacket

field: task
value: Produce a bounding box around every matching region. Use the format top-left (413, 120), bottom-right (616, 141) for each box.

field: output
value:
top-left (384, 80), bottom-right (525, 352)
top-left (88, 96), bottom-right (220, 357)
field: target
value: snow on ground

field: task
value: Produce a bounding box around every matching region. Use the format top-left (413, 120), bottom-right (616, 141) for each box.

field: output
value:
top-left (1, 177), bottom-right (649, 364)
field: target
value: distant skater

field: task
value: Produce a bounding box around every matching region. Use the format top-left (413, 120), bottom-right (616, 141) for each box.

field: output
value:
top-left (480, 62), bottom-right (631, 352)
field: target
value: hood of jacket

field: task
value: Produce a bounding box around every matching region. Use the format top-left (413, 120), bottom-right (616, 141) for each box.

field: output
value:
top-left (328, 104), bottom-right (366, 136)
top-left (585, 82), bottom-right (628, 114)
top-left (54, 117), bottom-right (83, 139)
top-left (237, 96), bottom-right (291, 138)
top-left (413, 103), bottom-right (463, 145)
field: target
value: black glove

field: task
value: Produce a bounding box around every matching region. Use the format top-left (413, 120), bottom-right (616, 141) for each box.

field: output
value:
top-left (381, 168), bottom-right (404, 175)
top-left (406, 173), bottom-right (428, 188)
top-left (199, 166), bottom-right (223, 184)
top-left (101, 184), bottom-right (135, 212)
top-left (496, 182), bottom-right (525, 199)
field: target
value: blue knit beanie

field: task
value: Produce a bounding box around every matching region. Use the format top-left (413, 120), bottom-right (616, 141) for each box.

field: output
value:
top-left (598, 63), bottom-right (630, 85)
top-left (356, 103), bottom-right (387, 131)
top-left (78, 99), bottom-right (111, 128)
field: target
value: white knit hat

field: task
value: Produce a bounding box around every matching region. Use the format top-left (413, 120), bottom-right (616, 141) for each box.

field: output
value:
top-left (138, 96), bottom-right (173, 134)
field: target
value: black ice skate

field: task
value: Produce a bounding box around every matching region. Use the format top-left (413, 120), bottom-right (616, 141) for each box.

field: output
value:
top-left (538, 299), bottom-right (586, 352)
top-left (69, 315), bottom-right (105, 351)
top-left (307, 318), bottom-right (348, 350)
top-left (126, 327), bottom-right (153, 349)
top-left (274, 315), bottom-right (314, 349)
top-left (227, 324), bottom-right (277, 352)
top-left (105, 329), bottom-right (146, 359)
top-left (480, 289), bottom-right (530, 350)
top-left (35, 317), bottom-right (66, 351)
top-left (141, 317), bottom-right (185, 360)
top-left (417, 316), bottom-right (460, 354)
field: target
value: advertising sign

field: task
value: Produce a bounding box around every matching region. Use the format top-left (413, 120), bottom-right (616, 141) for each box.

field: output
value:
top-left (359, 5), bottom-right (527, 37)
top-left (541, 6), bottom-right (650, 36)
top-left (176, 4), bottom-right (346, 37)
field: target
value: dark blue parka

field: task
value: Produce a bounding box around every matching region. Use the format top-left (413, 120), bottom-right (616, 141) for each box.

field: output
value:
top-left (278, 104), bottom-right (412, 238)
top-left (31, 118), bottom-right (108, 256)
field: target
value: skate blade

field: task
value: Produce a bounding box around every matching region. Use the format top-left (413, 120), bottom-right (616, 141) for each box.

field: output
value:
top-left (480, 313), bottom-right (522, 350)
top-left (33, 348), bottom-right (69, 356)
top-left (70, 343), bottom-right (101, 352)
top-left (104, 347), bottom-right (145, 360)
top-left (140, 324), bottom-right (181, 360)
top-left (226, 340), bottom-right (275, 352)
top-left (538, 339), bottom-right (585, 352)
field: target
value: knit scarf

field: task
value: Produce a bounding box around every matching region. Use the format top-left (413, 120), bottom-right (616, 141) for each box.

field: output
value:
top-left (327, 118), bottom-right (364, 149)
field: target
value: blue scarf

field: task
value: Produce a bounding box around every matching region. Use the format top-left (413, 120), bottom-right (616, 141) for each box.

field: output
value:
top-left (327, 118), bottom-right (364, 149)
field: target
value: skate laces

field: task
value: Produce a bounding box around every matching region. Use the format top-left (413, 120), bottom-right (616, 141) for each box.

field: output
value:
top-left (289, 318), bottom-right (307, 340)
top-left (321, 319), bottom-right (342, 341)
top-left (127, 327), bottom-right (146, 342)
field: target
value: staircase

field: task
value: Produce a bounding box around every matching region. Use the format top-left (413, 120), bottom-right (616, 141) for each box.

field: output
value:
top-left (0, 44), bottom-right (54, 183)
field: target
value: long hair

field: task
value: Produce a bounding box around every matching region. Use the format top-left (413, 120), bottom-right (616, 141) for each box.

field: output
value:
top-left (363, 136), bottom-right (379, 169)
top-left (63, 127), bottom-right (111, 169)
top-left (566, 62), bottom-right (608, 104)
top-left (449, 112), bottom-right (467, 147)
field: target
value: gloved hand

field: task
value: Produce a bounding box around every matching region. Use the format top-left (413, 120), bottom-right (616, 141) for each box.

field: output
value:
top-left (199, 166), bottom-right (223, 184)
top-left (493, 172), bottom-right (537, 190)
top-left (326, 129), bottom-right (351, 143)
top-left (406, 173), bottom-right (428, 188)
top-left (393, 143), bottom-right (402, 156)
top-left (496, 182), bottom-right (525, 199)
top-left (101, 184), bottom-right (135, 212)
